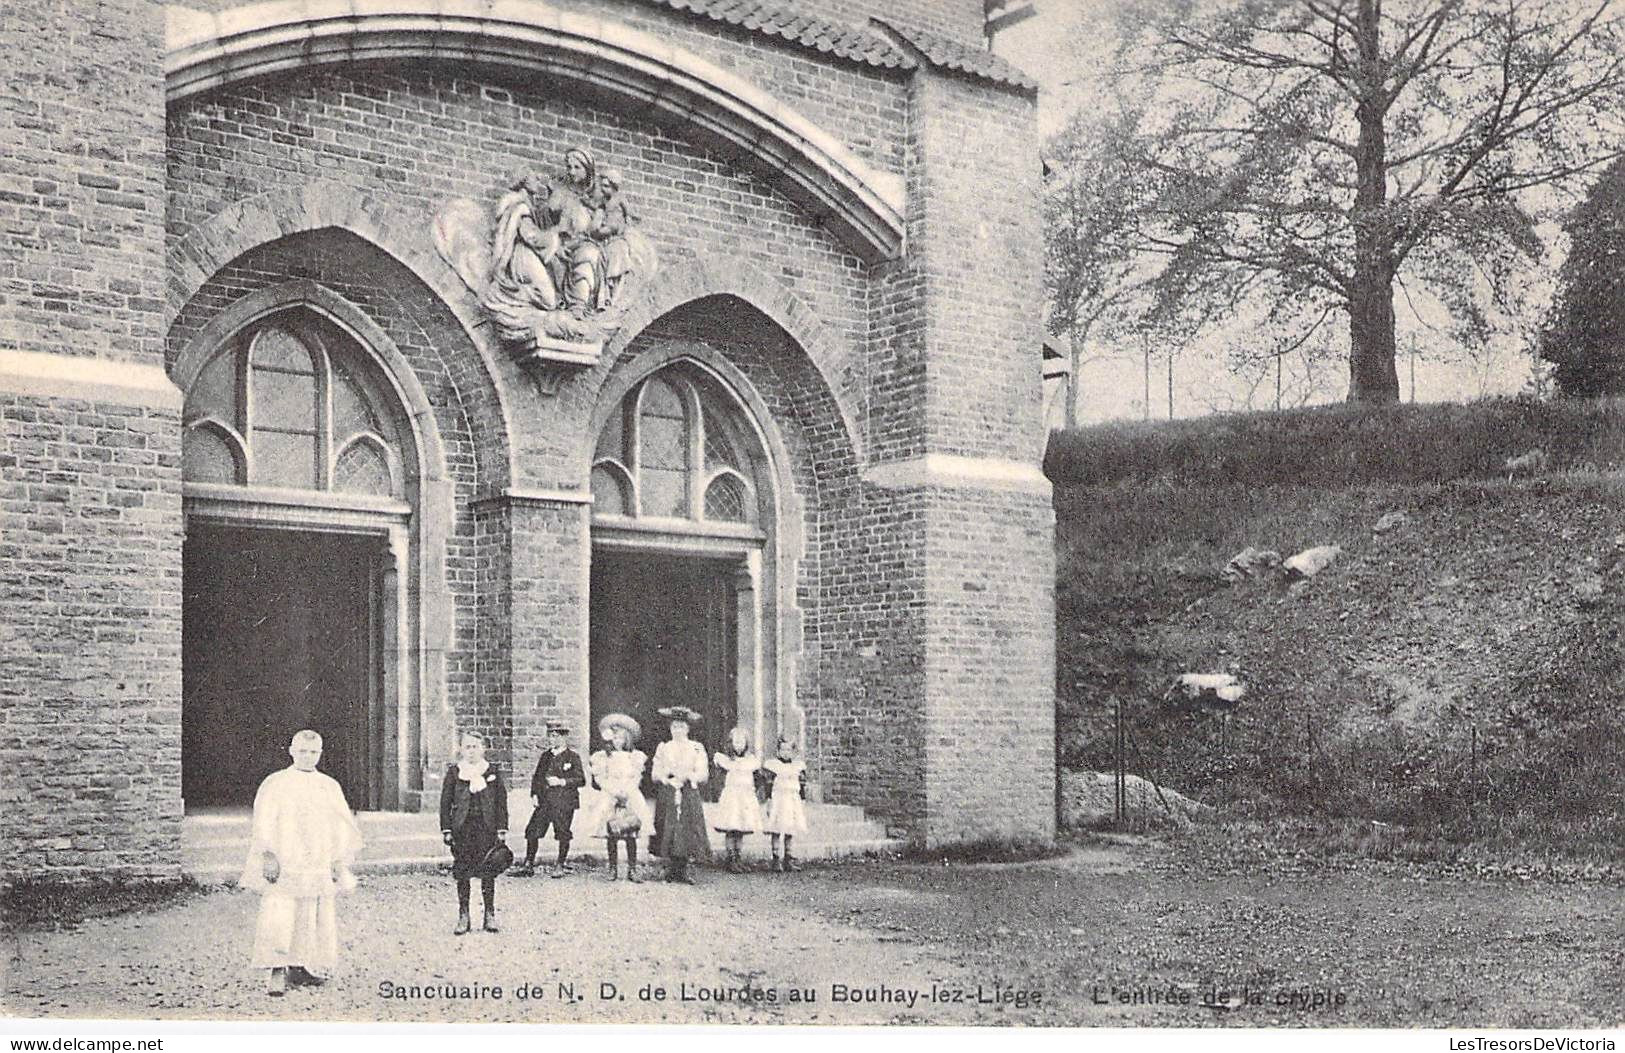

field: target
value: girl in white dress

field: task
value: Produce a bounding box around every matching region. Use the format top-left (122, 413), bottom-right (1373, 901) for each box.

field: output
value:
top-left (712, 726), bottom-right (762, 872)
top-left (582, 713), bottom-right (653, 882)
top-left (761, 737), bottom-right (808, 872)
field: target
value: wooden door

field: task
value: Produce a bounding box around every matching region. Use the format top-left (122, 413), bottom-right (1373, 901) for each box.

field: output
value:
top-left (589, 551), bottom-right (738, 793)
top-left (182, 525), bottom-right (377, 808)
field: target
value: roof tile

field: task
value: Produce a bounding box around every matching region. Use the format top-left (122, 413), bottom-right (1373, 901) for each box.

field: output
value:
top-left (872, 17), bottom-right (1039, 95)
top-left (640, 0), bottom-right (916, 72)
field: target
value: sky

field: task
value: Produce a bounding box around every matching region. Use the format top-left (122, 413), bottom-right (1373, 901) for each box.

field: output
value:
top-left (989, 1), bottom-right (1552, 425)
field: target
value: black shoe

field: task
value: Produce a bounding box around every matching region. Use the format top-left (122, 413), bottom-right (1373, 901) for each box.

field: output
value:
top-left (454, 911), bottom-right (471, 936)
top-left (513, 864), bottom-right (535, 877)
top-left (288, 966), bottom-right (327, 988)
top-left (482, 910), bottom-right (500, 933)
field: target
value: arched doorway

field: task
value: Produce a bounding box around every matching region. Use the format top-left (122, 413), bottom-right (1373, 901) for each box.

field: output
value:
top-left (588, 361), bottom-right (780, 776)
top-left (177, 296), bottom-right (427, 811)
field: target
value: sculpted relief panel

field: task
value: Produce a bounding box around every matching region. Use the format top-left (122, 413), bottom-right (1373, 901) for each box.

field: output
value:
top-left (434, 147), bottom-right (659, 380)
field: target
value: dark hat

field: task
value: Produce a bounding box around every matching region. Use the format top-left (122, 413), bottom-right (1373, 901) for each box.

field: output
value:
top-left (478, 841), bottom-right (514, 879)
top-left (656, 706), bottom-right (703, 724)
top-left (546, 722), bottom-right (570, 735)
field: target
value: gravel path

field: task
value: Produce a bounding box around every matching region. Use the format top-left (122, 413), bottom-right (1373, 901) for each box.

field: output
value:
top-left (2, 863), bottom-right (1030, 1025)
top-left (6, 842), bottom-right (1624, 1027)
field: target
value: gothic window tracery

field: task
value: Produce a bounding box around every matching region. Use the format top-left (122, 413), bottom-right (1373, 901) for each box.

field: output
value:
top-left (181, 309), bottom-right (404, 498)
top-left (591, 368), bottom-right (761, 527)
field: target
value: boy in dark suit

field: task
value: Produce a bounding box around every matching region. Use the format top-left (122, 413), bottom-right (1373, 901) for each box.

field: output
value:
top-left (519, 723), bottom-right (586, 877)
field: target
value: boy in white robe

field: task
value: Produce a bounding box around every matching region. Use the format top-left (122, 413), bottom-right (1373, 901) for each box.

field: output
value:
top-left (239, 730), bottom-right (363, 996)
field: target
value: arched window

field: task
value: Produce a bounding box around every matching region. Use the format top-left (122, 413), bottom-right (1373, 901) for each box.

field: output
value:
top-left (181, 309), bottom-right (404, 497)
top-left (591, 368), bottom-right (763, 526)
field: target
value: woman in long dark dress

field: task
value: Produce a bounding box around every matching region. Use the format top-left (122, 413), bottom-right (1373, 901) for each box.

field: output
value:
top-left (439, 731), bottom-right (509, 934)
top-left (652, 706), bottom-right (713, 883)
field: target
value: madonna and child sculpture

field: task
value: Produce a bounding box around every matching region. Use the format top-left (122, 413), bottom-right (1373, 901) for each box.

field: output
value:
top-left (434, 147), bottom-right (659, 378)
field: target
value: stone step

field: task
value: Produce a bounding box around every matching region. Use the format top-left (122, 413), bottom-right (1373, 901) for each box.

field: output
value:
top-left (185, 823), bottom-right (891, 867)
top-left (183, 800), bottom-right (899, 883)
top-left (186, 837), bottom-right (905, 885)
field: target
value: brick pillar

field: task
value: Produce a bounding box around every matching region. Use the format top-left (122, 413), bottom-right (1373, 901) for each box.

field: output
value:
top-left (470, 491), bottom-right (591, 782)
top-left (857, 67), bottom-right (1056, 846)
top-left (1, 0), bottom-right (181, 882)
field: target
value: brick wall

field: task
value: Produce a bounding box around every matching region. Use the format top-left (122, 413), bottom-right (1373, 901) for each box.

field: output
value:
top-left (871, 71), bottom-right (1044, 464)
top-left (1, 0), bottom-right (183, 885)
top-left (853, 63), bottom-right (1055, 843)
top-left (0, 0), bottom-right (1055, 885)
top-left (2, 0), bottom-right (168, 366)
top-left (922, 486), bottom-right (1055, 843)
top-left (156, 22), bottom-right (1051, 845)
top-left (0, 391), bottom-right (185, 883)
top-left (166, 65), bottom-right (878, 488)
top-left (501, 498), bottom-right (592, 776)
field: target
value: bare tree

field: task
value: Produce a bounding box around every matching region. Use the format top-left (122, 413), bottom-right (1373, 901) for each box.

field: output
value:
top-left (1045, 110), bottom-right (1157, 427)
top-left (1096, 0), bottom-right (1625, 403)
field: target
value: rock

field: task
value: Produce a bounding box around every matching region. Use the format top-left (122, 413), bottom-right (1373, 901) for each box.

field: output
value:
top-left (1222, 546), bottom-right (1282, 584)
top-left (1059, 769), bottom-right (1213, 829)
top-left (1572, 570), bottom-right (1605, 606)
top-left (1504, 448), bottom-right (1549, 478)
top-left (1372, 511), bottom-right (1409, 534)
top-left (1164, 672), bottom-right (1245, 711)
top-left (1283, 544), bottom-right (1341, 579)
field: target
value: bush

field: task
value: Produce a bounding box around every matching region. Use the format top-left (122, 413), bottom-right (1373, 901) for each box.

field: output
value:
top-left (0, 877), bottom-right (205, 933)
top-left (1044, 397), bottom-right (1625, 488)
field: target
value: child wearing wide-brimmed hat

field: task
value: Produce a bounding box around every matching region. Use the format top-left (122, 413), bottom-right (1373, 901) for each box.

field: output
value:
top-left (652, 706), bottom-right (713, 883)
top-left (582, 713), bottom-right (652, 882)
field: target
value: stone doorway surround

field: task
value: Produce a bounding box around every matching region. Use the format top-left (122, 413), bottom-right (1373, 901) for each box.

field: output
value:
top-left (170, 281), bottom-right (456, 813)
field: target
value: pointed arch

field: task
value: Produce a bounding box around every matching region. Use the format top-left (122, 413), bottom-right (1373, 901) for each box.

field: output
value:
top-left (168, 185), bottom-right (515, 489)
top-left (601, 253), bottom-right (868, 472)
top-left (164, 0), bottom-right (904, 263)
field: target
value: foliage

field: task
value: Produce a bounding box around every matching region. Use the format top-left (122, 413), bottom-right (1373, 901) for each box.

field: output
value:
top-left (1542, 156), bottom-right (1625, 395)
top-left (1044, 393), bottom-right (1625, 486)
top-left (1047, 0), bottom-right (1625, 403)
top-left (1050, 403), bottom-right (1625, 858)
top-left (0, 877), bottom-right (206, 933)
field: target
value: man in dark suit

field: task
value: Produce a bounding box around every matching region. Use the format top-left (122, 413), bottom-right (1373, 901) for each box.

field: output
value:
top-left (519, 723), bottom-right (587, 877)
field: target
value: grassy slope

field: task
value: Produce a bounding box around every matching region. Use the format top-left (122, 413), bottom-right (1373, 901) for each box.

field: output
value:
top-left (1052, 401), bottom-right (1625, 860)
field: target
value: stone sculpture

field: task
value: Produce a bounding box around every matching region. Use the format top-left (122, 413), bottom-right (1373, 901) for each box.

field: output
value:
top-left (434, 147), bottom-right (658, 349)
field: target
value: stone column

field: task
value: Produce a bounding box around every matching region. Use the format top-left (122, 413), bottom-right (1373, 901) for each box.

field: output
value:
top-left (0, 0), bottom-right (182, 882)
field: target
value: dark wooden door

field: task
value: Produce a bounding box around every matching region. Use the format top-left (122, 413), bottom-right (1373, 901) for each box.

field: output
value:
top-left (589, 551), bottom-right (738, 793)
top-left (182, 524), bottom-right (377, 808)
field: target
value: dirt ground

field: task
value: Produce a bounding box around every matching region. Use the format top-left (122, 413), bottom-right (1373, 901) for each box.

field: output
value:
top-left (4, 837), bottom-right (1623, 1028)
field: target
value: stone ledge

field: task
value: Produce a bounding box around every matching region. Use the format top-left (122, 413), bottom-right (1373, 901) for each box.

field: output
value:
top-left (862, 454), bottom-right (1051, 497)
top-left (470, 486), bottom-right (594, 512)
top-left (0, 349), bottom-right (182, 411)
